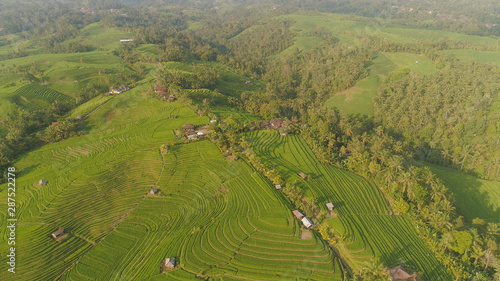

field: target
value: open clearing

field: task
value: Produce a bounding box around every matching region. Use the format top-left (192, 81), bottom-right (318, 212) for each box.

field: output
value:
top-left (428, 164), bottom-right (500, 223)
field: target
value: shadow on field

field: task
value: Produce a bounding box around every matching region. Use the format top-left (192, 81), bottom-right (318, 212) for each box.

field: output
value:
top-left (430, 164), bottom-right (500, 224)
top-left (18, 164), bottom-right (40, 178)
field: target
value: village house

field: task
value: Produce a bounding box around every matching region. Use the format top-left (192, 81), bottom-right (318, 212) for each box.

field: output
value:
top-left (167, 94), bottom-right (176, 102)
top-left (120, 39), bottom-right (134, 43)
top-left (280, 131), bottom-right (287, 137)
top-left (162, 257), bottom-right (176, 273)
top-left (118, 85), bottom-right (129, 92)
top-left (210, 119), bottom-right (217, 124)
top-left (187, 134), bottom-right (197, 140)
top-left (274, 185), bottom-right (282, 190)
top-left (39, 179), bottom-right (47, 186)
top-left (270, 119), bottom-right (284, 128)
top-left (292, 210), bottom-right (304, 220)
top-left (301, 217), bottom-right (314, 229)
top-left (109, 86), bottom-right (122, 95)
top-left (51, 122), bottom-right (59, 126)
top-left (386, 266), bottom-right (418, 281)
top-left (196, 129), bottom-right (211, 136)
top-left (182, 124), bottom-right (195, 130)
top-left (51, 229), bottom-right (67, 241)
top-left (154, 86), bottom-right (167, 93)
top-left (76, 115), bottom-right (82, 120)
top-left (299, 173), bottom-right (308, 180)
top-left (326, 203), bottom-right (334, 211)
top-left (259, 121), bottom-right (269, 128)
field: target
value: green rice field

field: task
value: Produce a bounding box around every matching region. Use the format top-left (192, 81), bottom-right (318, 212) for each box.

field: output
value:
top-left (0, 94), bottom-right (342, 280)
top-left (429, 164), bottom-right (500, 223)
top-left (246, 130), bottom-right (450, 280)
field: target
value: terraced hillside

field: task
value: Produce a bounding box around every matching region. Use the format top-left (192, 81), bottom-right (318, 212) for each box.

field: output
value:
top-left (60, 141), bottom-right (342, 280)
top-left (10, 84), bottom-right (73, 110)
top-left (0, 93), bottom-right (342, 280)
top-left (247, 130), bottom-right (450, 280)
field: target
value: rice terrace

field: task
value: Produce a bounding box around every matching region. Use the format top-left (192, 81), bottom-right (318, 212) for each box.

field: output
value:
top-left (0, 0), bottom-right (499, 280)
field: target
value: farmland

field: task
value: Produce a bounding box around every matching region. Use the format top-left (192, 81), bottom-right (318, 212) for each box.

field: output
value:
top-left (281, 13), bottom-right (499, 117)
top-left (10, 84), bottom-right (73, 110)
top-left (0, 1), bottom-right (498, 279)
top-left (0, 93), bottom-right (342, 280)
top-left (246, 130), bottom-right (450, 280)
top-left (428, 164), bottom-right (500, 223)
top-left (60, 140), bottom-right (342, 280)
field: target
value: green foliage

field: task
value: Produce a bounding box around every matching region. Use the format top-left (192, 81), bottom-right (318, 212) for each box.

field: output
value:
top-left (375, 61), bottom-right (500, 180)
top-left (247, 130), bottom-right (449, 280)
top-left (448, 231), bottom-right (473, 255)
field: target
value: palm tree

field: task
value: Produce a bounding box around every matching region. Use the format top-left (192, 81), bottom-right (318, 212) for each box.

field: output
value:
top-left (440, 231), bottom-right (454, 252)
top-left (429, 212), bottom-right (451, 231)
top-left (360, 259), bottom-right (389, 280)
top-left (438, 200), bottom-right (456, 215)
top-left (483, 250), bottom-right (496, 269)
top-left (397, 171), bottom-right (412, 195)
top-left (470, 244), bottom-right (485, 266)
top-left (430, 182), bottom-right (448, 202)
top-left (486, 222), bottom-right (500, 237)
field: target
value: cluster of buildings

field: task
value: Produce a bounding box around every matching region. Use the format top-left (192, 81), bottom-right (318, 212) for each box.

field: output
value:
top-left (182, 124), bottom-right (211, 140)
top-left (107, 85), bottom-right (130, 95)
top-left (154, 86), bottom-right (176, 102)
top-left (292, 210), bottom-right (314, 229)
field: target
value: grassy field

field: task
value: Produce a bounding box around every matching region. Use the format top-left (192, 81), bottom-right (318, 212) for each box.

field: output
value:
top-left (325, 53), bottom-right (396, 116)
top-left (0, 23), bottom-right (137, 120)
top-left (280, 13), bottom-right (498, 117)
top-left (443, 49), bottom-right (500, 66)
top-left (0, 92), bottom-right (343, 280)
top-left (246, 130), bottom-right (450, 280)
top-left (10, 84), bottom-right (73, 109)
top-left (286, 13), bottom-right (500, 47)
top-left (428, 164), bottom-right (500, 223)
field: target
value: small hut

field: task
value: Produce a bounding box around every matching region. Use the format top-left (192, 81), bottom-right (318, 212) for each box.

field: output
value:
top-left (182, 124), bottom-right (195, 130)
top-left (150, 188), bottom-right (159, 195)
top-left (299, 173), bottom-right (308, 180)
top-left (326, 203), bottom-right (334, 211)
top-left (39, 179), bottom-right (47, 186)
top-left (51, 229), bottom-right (67, 241)
top-left (162, 257), bottom-right (176, 273)
top-left (274, 185), bottom-right (282, 190)
top-left (76, 115), bottom-right (82, 120)
top-left (292, 210), bottom-right (304, 220)
top-left (154, 86), bottom-right (167, 93)
top-left (386, 265), bottom-right (417, 281)
top-left (118, 85), bottom-right (129, 92)
top-left (301, 217), bottom-right (314, 229)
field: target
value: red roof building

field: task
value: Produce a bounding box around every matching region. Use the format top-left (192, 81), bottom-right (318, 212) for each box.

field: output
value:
top-left (154, 86), bottom-right (167, 93)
